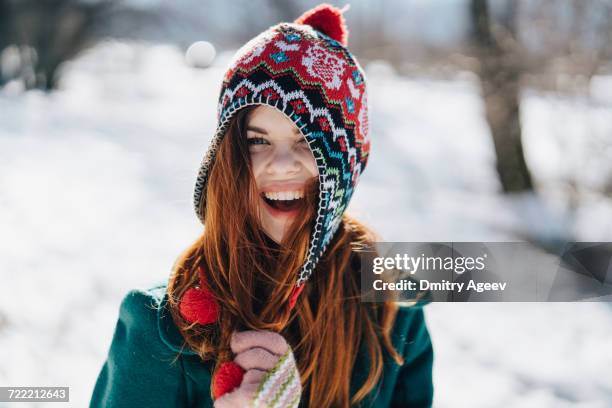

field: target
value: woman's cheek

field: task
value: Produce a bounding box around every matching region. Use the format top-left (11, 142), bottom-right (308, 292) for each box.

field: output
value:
top-left (300, 151), bottom-right (318, 176)
top-left (249, 152), bottom-right (267, 176)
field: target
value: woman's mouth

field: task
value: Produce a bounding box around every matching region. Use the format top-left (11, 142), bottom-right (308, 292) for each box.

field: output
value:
top-left (260, 190), bottom-right (304, 217)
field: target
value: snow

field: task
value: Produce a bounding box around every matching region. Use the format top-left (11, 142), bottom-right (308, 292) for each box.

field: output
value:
top-left (0, 41), bottom-right (611, 407)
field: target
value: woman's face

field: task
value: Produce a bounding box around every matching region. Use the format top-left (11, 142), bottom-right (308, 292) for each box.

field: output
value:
top-left (246, 105), bottom-right (318, 243)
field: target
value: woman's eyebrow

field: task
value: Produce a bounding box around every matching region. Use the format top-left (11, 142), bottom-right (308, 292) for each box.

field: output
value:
top-left (246, 125), bottom-right (268, 134)
top-left (246, 126), bottom-right (302, 135)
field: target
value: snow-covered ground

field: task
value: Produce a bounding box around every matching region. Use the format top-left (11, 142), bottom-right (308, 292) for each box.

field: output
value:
top-left (0, 41), bottom-right (611, 407)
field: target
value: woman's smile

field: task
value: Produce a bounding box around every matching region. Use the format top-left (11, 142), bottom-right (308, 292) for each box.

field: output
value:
top-left (259, 182), bottom-right (307, 219)
top-left (260, 194), bottom-right (301, 218)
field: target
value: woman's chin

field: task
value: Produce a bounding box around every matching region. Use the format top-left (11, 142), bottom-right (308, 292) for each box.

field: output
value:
top-left (259, 204), bottom-right (289, 244)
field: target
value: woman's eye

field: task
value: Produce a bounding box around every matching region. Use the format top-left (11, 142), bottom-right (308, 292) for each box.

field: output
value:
top-left (247, 137), bottom-right (268, 145)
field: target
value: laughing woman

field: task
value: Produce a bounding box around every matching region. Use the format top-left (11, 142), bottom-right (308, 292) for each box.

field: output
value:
top-left (90, 4), bottom-right (433, 408)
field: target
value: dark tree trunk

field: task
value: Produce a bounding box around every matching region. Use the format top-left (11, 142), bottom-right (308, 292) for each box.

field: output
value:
top-left (2, 0), bottom-right (117, 91)
top-left (0, 0), bottom-right (12, 86)
top-left (470, 0), bottom-right (534, 192)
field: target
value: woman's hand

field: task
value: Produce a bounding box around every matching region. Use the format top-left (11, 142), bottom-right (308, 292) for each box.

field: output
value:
top-left (213, 330), bottom-right (302, 408)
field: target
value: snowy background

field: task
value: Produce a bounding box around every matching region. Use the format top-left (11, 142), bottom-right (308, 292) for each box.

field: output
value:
top-left (1, 38), bottom-right (612, 407)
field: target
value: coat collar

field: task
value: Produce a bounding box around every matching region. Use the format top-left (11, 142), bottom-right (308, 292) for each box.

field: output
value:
top-left (148, 282), bottom-right (199, 356)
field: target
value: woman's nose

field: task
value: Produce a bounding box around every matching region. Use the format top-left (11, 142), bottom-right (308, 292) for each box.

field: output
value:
top-left (267, 148), bottom-right (300, 174)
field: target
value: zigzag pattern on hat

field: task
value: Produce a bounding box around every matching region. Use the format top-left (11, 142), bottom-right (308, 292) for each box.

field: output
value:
top-left (220, 24), bottom-right (368, 153)
top-left (219, 78), bottom-right (360, 172)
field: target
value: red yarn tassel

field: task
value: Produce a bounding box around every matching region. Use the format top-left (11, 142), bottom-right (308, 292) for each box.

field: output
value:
top-left (212, 361), bottom-right (245, 399)
top-left (288, 284), bottom-right (306, 310)
top-left (178, 265), bottom-right (220, 325)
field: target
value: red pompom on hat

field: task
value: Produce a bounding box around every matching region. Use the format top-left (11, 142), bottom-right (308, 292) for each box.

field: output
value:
top-left (294, 3), bottom-right (350, 46)
top-left (178, 265), bottom-right (220, 325)
top-left (212, 361), bottom-right (245, 400)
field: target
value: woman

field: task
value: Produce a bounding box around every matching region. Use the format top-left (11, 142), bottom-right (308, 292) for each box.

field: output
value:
top-left (90, 4), bottom-right (434, 407)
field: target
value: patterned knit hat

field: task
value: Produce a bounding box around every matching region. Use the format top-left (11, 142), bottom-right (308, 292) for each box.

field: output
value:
top-left (193, 3), bottom-right (370, 288)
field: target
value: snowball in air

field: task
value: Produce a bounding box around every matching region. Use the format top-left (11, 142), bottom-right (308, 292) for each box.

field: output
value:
top-left (185, 41), bottom-right (216, 68)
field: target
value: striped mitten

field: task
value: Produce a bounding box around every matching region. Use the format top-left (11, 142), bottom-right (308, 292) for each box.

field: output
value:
top-left (213, 330), bottom-right (302, 408)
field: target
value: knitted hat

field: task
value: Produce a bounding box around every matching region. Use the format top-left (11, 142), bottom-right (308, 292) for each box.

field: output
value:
top-left (193, 3), bottom-right (370, 288)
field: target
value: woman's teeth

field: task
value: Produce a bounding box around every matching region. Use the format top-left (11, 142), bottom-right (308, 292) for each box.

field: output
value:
top-left (263, 191), bottom-right (304, 200)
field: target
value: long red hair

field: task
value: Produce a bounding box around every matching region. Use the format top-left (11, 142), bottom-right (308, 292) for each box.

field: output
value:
top-left (167, 106), bottom-right (402, 407)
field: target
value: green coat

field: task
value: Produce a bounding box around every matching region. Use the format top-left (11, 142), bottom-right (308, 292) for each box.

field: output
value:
top-left (90, 283), bottom-right (434, 407)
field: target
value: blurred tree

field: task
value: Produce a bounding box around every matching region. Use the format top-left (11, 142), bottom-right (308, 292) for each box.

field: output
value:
top-left (518, 0), bottom-right (612, 94)
top-left (0, 10), bottom-right (5, 86)
top-left (0, 0), bottom-right (9, 48)
top-left (0, 0), bottom-right (12, 86)
top-left (0, 0), bottom-right (118, 91)
top-left (470, 0), bottom-right (534, 193)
